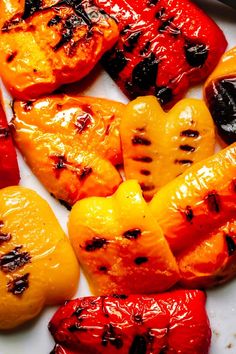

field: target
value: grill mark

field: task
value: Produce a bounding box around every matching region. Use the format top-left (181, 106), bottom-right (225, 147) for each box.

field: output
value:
top-left (123, 228), bottom-right (141, 240)
top-left (7, 273), bottom-right (30, 296)
top-left (68, 323), bottom-right (88, 332)
top-left (103, 49), bottom-right (128, 79)
top-left (174, 159), bottom-right (193, 165)
top-left (102, 324), bottom-right (123, 349)
top-left (158, 17), bottom-right (181, 37)
top-left (133, 156), bottom-right (153, 163)
top-left (140, 41), bottom-right (151, 55)
top-left (140, 169), bottom-right (151, 176)
top-left (74, 113), bottom-right (92, 133)
top-left (179, 144), bottom-right (195, 152)
top-left (22, 0), bottom-right (42, 19)
top-left (129, 335), bottom-right (147, 354)
top-left (73, 307), bottom-right (84, 317)
top-left (85, 237), bottom-right (107, 252)
top-left (185, 41), bottom-right (208, 68)
top-left (79, 167), bottom-right (93, 181)
top-left (120, 25), bottom-right (131, 35)
top-left (53, 15), bottom-right (82, 52)
top-left (205, 191), bottom-right (221, 213)
top-left (225, 235), bottom-right (236, 256)
top-left (140, 183), bottom-right (155, 192)
top-left (2, 17), bottom-right (21, 33)
top-left (132, 53), bottom-right (159, 90)
top-left (0, 128), bottom-right (10, 139)
top-left (47, 15), bottom-right (62, 27)
top-left (0, 246), bottom-right (31, 273)
top-left (155, 7), bottom-right (165, 19)
top-left (0, 232), bottom-right (12, 245)
top-left (6, 51), bottom-right (17, 63)
top-left (132, 136), bottom-right (151, 146)
top-left (180, 129), bottom-right (199, 138)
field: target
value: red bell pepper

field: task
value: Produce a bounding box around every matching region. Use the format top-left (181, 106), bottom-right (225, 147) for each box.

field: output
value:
top-left (95, 0), bottom-right (227, 107)
top-left (0, 102), bottom-right (20, 188)
top-left (49, 290), bottom-right (211, 354)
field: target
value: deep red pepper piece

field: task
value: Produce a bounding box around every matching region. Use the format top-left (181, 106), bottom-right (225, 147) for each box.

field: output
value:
top-left (95, 0), bottom-right (227, 107)
top-left (49, 290), bottom-right (211, 354)
top-left (0, 102), bottom-right (20, 188)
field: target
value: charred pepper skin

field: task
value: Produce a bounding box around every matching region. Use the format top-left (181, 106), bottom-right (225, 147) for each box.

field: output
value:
top-left (95, 0), bottom-right (227, 107)
top-left (0, 101), bottom-right (20, 188)
top-left (49, 290), bottom-right (211, 354)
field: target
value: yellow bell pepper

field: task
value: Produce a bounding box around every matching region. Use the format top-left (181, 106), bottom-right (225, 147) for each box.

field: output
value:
top-left (0, 186), bottom-right (79, 330)
top-left (68, 180), bottom-right (179, 295)
top-left (120, 96), bottom-right (215, 201)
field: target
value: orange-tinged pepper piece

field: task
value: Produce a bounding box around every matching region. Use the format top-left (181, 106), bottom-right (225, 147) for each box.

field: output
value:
top-left (0, 0), bottom-right (119, 100)
top-left (120, 96), bottom-right (215, 201)
top-left (68, 180), bottom-right (180, 295)
top-left (0, 186), bottom-right (79, 330)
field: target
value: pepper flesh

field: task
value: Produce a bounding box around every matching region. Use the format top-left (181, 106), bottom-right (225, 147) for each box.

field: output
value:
top-left (120, 96), bottom-right (215, 201)
top-left (0, 101), bottom-right (20, 188)
top-left (49, 290), bottom-right (211, 354)
top-left (68, 180), bottom-right (179, 295)
top-left (13, 95), bottom-right (124, 206)
top-left (0, 186), bottom-right (79, 330)
top-left (0, 0), bottom-right (119, 100)
top-left (95, 0), bottom-right (227, 106)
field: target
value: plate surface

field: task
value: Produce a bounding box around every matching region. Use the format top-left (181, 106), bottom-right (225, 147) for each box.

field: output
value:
top-left (0, 0), bottom-right (236, 353)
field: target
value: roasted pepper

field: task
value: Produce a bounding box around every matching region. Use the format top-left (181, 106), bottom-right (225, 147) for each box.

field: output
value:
top-left (0, 186), bottom-right (79, 329)
top-left (120, 96), bottom-right (215, 201)
top-left (149, 143), bottom-right (236, 288)
top-left (95, 0), bottom-right (227, 106)
top-left (49, 290), bottom-right (211, 354)
top-left (204, 47), bottom-right (236, 144)
top-left (68, 180), bottom-right (179, 295)
top-left (13, 95), bottom-right (124, 207)
top-left (0, 0), bottom-right (119, 100)
top-left (0, 100), bottom-right (20, 188)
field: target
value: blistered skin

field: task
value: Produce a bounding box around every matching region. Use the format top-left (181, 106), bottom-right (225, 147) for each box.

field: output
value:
top-left (150, 143), bottom-right (236, 288)
top-left (49, 290), bottom-right (211, 354)
top-left (13, 95), bottom-right (124, 206)
top-left (120, 96), bottom-right (215, 201)
top-left (0, 102), bottom-right (20, 188)
top-left (68, 180), bottom-right (179, 295)
top-left (95, 0), bottom-right (227, 107)
top-left (204, 47), bottom-right (236, 144)
top-left (0, 187), bottom-right (79, 330)
top-left (0, 0), bottom-right (119, 100)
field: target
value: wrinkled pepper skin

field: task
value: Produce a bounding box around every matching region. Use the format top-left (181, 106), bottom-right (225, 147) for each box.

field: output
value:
top-left (0, 102), bottom-right (20, 188)
top-left (0, 0), bottom-right (119, 100)
top-left (95, 0), bottom-right (227, 107)
top-left (49, 290), bottom-right (211, 354)
top-left (0, 186), bottom-right (79, 330)
top-left (120, 96), bottom-right (215, 201)
top-left (204, 47), bottom-right (236, 144)
top-left (149, 143), bottom-right (236, 288)
top-left (13, 95), bottom-right (124, 207)
top-left (68, 180), bottom-right (179, 295)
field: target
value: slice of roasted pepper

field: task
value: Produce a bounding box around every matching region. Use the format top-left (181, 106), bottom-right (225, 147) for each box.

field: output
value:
top-left (13, 95), bottom-right (124, 207)
top-left (204, 47), bottom-right (236, 144)
top-left (149, 143), bottom-right (236, 287)
top-left (0, 101), bottom-right (20, 188)
top-left (0, 186), bottom-right (79, 330)
top-left (95, 0), bottom-right (227, 106)
top-left (0, 0), bottom-right (119, 100)
top-left (49, 290), bottom-right (211, 354)
top-left (120, 96), bottom-right (215, 201)
top-left (68, 180), bottom-right (179, 295)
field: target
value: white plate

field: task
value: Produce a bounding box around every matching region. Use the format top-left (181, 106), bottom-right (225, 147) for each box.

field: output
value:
top-left (0, 0), bottom-right (236, 353)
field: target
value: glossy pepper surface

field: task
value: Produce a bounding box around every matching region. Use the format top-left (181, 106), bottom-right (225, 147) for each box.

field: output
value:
top-left (0, 101), bottom-right (20, 188)
top-left (0, 186), bottom-right (79, 329)
top-left (49, 290), bottom-right (211, 354)
top-left (13, 95), bottom-right (124, 207)
top-left (68, 180), bottom-right (179, 295)
top-left (0, 0), bottom-right (119, 100)
top-left (95, 0), bottom-right (227, 107)
top-left (204, 47), bottom-right (236, 144)
top-left (149, 143), bottom-right (236, 288)
top-left (120, 96), bottom-right (215, 201)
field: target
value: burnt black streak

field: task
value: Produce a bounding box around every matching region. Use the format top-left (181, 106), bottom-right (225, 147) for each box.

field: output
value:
top-left (58, 199), bottom-right (72, 211)
top-left (22, 0), bottom-right (42, 20)
top-left (205, 191), bottom-right (221, 213)
top-left (0, 246), bottom-right (31, 273)
top-left (98, 265), bottom-right (108, 272)
top-left (134, 257), bottom-right (148, 265)
top-left (155, 7), bottom-right (165, 19)
top-left (158, 17), bottom-right (181, 37)
top-left (6, 51), bottom-right (17, 63)
top-left (129, 335), bottom-right (147, 354)
top-left (205, 77), bottom-right (236, 144)
top-left (0, 232), bottom-right (12, 245)
top-left (179, 144), bottom-right (195, 152)
top-left (102, 49), bottom-right (128, 80)
top-left (123, 228), bottom-right (141, 240)
top-left (132, 136), bottom-right (151, 146)
top-left (0, 128), bottom-right (10, 139)
top-left (124, 31), bottom-right (142, 52)
top-left (68, 323), bottom-right (88, 332)
top-left (132, 53), bottom-right (159, 90)
top-left (47, 15), bottom-right (62, 27)
top-left (182, 206), bottom-right (194, 222)
top-left (7, 273), bottom-right (30, 295)
top-left (85, 237), bottom-right (107, 252)
top-left (180, 129), bottom-right (199, 138)
top-left (102, 324), bottom-right (123, 349)
top-left (185, 41), bottom-right (208, 67)
top-left (225, 235), bottom-right (236, 256)
top-left (79, 167), bottom-right (93, 181)
top-left (155, 86), bottom-right (173, 105)
top-left (133, 156), bottom-right (153, 163)
top-left (174, 159), bottom-right (193, 165)
top-left (140, 41), bottom-right (151, 56)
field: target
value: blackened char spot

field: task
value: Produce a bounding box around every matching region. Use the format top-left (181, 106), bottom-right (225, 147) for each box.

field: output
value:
top-left (103, 49), bottom-right (128, 79)
top-left (129, 335), bottom-right (147, 354)
top-left (47, 15), bottom-right (62, 27)
top-left (158, 17), bottom-right (181, 37)
top-left (6, 51), bottom-right (17, 63)
top-left (155, 8), bottom-right (165, 19)
top-left (225, 235), bottom-right (236, 256)
top-left (85, 237), bottom-right (107, 252)
top-left (58, 199), bottom-right (72, 211)
top-left (22, 100), bottom-right (34, 112)
top-left (79, 167), bottom-right (93, 180)
top-left (140, 41), bottom-right (151, 55)
top-left (74, 113), bottom-right (92, 133)
top-left (140, 169), bottom-right (151, 176)
top-left (0, 246), bottom-right (31, 273)
top-left (112, 294), bottom-right (128, 299)
top-left (98, 265), bottom-right (108, 272)
top-left (22, 0), bottom-right (42, 20)
top-left (73, 307), bottom-right (84, 317)
top-left (155, 86), bottom-right (173, 105)
top-left (133, 156), bottom-right (153, 163)
top-left (132, 136), bottom-right (151, 146)
top-left (123, 228), bottom-right (141, 240)
top-left (179, 144), bottom-right (195, 152)
top-left (180, 129), bottom-right (199, 138)
top-left (102, 324), bottom-right (123, 349)
top-left (120, 25), bottom-right (131, 35)
top-left (132, 53), bottom-right (159, 90)
top-left (51, 155), bottom-right (67, 179)
top-left (133, 314), bottom-right (143, 323)
top-left (140, 183), bottom-right (155, 192)
top-left (7, 273), bottom-right (30, 295)
top-left (205, 191), bottom-right (221, 213)
top-left (181, 206), bottom-right (194, 222)
top-left (68, 323), bottom-right (88, 332)
top-left (185, 41), bottom-right (208, 67)
top-left (0, 232), bottom-right (11, 245)
top-left (147, 0), bottom-right (159, 6)
top-left (53, 14), bottom-right (83, 52)
top-left (0, 128), bottom-right (10, 139)
top-left (124, 31), bottom-right (142, 52)
top-left (134, 257), bottom-right (148, 265)
top-left (174, 159), bottom-right (193, 165)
